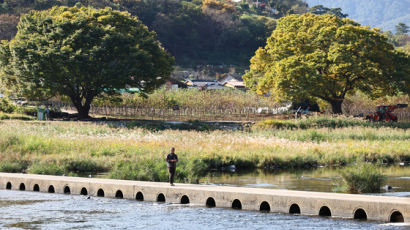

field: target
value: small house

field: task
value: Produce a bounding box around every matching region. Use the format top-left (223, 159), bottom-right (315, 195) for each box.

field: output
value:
top-left (224, 79), bottom-right (246, 90)
top-left (217, 75), bottom-right (237, 85)
top-left (165, 78), bottom-right (188, 89)
top-left (185, 79), bottom-right (225, 90)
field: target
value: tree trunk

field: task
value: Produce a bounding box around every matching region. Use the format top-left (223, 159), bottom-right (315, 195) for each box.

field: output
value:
top-left (76, 104), bottom-right (91, 119)
top-left (329, 99), bottom-right (343, 114)
top-left (71, 96), bottom-right (92, 119)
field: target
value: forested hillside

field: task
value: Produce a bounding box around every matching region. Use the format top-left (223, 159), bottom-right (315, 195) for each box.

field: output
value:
top-left (305, 0), bottom-right (410, 32)
top-left (1, 0), bottom-right (408, 67)
top-left (0, 0), bottom-right (281, 67)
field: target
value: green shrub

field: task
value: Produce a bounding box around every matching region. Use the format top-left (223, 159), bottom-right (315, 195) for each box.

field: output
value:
top-left (0, 113), bottom-right (34, 120)
top-left (109, 158), bottom-right (210, 183)
top-left (0, 98), bottom-right (15, 113)
top-left (63, 159), bottom-right (106, 174)
top-left (180, 158), bottom-right (209, 183)
top-left (109, 160), bottom-right (168, 182)
top-left (109, 161), bottom-right (138, 180)
top-left (254, 119), bottom-right (297, 129)
top-left (341, 163), bottom-right (387, 193)
top-left (15, 106), bottom-right (37, 116)
top-left (28, 162), bottom-right (65, 175)
top-left (0, 161), bottom-right (29, 173)
top-left (255, 116), bottom-right (410, 130)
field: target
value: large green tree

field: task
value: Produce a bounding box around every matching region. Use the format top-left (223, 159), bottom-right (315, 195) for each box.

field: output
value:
top-left (243, 13), bottom-right (410, 114)
top-left (0, 6), bottom-right (174, 118)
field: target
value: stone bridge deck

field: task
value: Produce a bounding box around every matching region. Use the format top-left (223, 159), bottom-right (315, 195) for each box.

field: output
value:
top-left (0, 173), bottom-right (408, 223)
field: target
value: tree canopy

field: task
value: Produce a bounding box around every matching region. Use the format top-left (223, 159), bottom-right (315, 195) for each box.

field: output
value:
top-left (0, 0), bottom-right (281, 67)
top-left (308, 5), bottom-right (347, 18)
top-left (243, 14), bottom-right (410, 114)
top-left (0, 6), bottom-right (174, 118)
top-left (396, 23), bottom-right (409, 35)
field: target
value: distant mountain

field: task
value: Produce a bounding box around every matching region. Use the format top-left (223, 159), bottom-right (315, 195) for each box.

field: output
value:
top-left (305, 0), bottom-right (410, 32)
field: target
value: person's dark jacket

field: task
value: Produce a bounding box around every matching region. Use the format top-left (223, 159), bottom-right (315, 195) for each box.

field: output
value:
top-left (166, 153), bottom-right (178, 168)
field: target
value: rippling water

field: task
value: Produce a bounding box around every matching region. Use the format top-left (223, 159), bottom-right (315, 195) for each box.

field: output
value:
top-left (0, 190), bottom-right (409, 230)
top-left (203, 167), bottom-right (410, 197)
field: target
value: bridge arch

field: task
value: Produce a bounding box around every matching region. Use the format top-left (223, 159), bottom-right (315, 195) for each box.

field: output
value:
top-left (19, 183), bottom-right (25, 191)
top-left (232, 199), bottom-right (242, 210)
top-left (6, 182), bottom-right (11, 190)
top-left (390, 211), bottom-right (404, 223)
top-left (48, 185), bottom-right (55, 193)
top-left (97, 189), bottom-right (105, 197)
top-left (136, 192), bottom-right (144, 201)
top-left (206, 197), bottom-right (216, 207)
top-left (33, 184), bottom-right (39, 192)
top-left (157, 193), bottom-right (166, 202)
top-left (64, 186), bottom-right (71, 194)
top-left (115, 190), bottom-right (123, 199)
top-left (289, 204), bottom-right (301, 214)
top-left (80, 187), bottom-right (88, 196)
top-left (319, 206), bottom-right (331, 217)
top-left (354, 208), bottom-right (367, 220)
top-left (181, 195), bottom-right (190, 204)
top-left (259, 201), bottom-right (270, 212)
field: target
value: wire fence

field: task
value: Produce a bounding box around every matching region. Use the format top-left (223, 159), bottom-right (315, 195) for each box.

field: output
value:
top-left (54, 103), bottom-right (410, 122)
top-left (55, 103), bottom-right (289, 121)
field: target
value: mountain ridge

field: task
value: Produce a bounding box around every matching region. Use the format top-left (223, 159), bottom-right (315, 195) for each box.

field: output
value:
top-left (305, 0), bottom-right (410, 32)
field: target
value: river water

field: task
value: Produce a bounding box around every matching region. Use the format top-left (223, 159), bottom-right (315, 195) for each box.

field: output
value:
top-left (203, 166), bottom-right (410, 197)
top-left (0, 190), bottom-right (409, 230)
top-left (1, 167), bottom-right (409, 229)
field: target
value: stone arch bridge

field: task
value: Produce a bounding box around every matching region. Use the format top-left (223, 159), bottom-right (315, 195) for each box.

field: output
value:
top-left (0, 173), bottom-right (408, 223)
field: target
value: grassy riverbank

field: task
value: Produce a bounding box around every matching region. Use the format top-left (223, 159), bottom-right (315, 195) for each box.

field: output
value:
top-left (0, 112), bottom-right (34, 121)
top-left (0, 117), bottom-right (408, 183)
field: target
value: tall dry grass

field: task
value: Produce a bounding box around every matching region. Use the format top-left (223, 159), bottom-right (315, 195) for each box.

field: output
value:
top-left (92, 88), bottom-right (279, 110)
top-left (0, 118), bottom-right (408, 183)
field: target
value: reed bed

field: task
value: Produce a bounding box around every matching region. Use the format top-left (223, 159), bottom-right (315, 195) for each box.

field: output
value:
top-left (0, 118), bottom-right (408, 183)
top-left (339, 163), bottom-right (387, 193)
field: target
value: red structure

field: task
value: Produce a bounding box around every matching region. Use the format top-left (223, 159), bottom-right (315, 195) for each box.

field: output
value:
top-left (366, 104), bottom-right (408, 122)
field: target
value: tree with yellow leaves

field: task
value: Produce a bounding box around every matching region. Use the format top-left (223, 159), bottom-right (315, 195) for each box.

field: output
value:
top-left (243, 14), bottom-right (410, 114)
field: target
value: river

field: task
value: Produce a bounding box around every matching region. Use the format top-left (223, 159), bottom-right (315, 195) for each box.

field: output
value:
top-left (0, 190), bottom-right (409, 230)
top-left (203, 166), bottom-right (410, 197)
top-left (1, 166), bottom-right (409, 229)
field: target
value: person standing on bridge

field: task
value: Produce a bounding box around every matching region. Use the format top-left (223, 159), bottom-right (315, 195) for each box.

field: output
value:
top-left (166, 147), bottom-right (178, 186)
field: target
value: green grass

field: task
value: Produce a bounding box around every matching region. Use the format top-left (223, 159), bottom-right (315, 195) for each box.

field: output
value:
top-left (0, 117), bottom-right (408, 184)
top-left (28, 162), bottom-right (65, 175)
top-left (254, 116), bottom-right (410, 130)
top-left (0, 112), bottom-right (35, 121)
top-left (0, 160), bottom-right (29, 173)
top-left (339, 163), bottom-right (387, 193)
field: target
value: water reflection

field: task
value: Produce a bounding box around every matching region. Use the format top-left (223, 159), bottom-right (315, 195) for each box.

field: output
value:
top-left (202, 166), bottom-right (410, 196)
